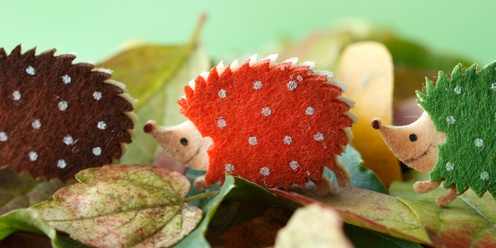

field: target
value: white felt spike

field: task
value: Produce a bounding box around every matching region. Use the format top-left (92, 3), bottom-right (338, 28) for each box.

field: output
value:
top-left (92, 68), bottom-right (113, 75)
top-left (345, 111), bottom-right (358, 123)
top-left (105, 80), bottom-right (127, 90)
top-left (265, 54), bottom-right (279, 68)
top-left (301, 61), bottom-right (316, 69)
top-left (330, 80), bottom-right (348, 91)
top-left (284, 57), bottom-right (298, 68)
top-left (230, 59), bottom-right (240, 72)
top-left (200, 71), bottom-right (210, 81)
top-left (248, 54), bottom-right (258, 67)
top-left (188, 79), bottom-right (196, 90)
top-left (344, 128), bottom-right (354, 143)
top-left (216, 60), bottom-right (225, 75)
top-left (315, 70), bottom-right (334, 79)
top-left (337, 96), bottom-right (355, 108)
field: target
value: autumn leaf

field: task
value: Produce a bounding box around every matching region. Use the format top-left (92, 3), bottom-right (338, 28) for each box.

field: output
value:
top-left (0, 168), bottom-right (65, 215)
top-left (275, 203), bottom-right (353, 248)
top-left (30, 164), bottom-right (202, 248)
top-left (98, 16), bottom-right (211, 165)
top-left (389, 172), bottom-right (496, 247)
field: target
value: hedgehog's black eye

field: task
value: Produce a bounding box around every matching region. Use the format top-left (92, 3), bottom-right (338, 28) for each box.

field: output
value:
top-left (180, 138), bottom-right (188, 146)
top-left (409, 134), bottom-right (417, 142)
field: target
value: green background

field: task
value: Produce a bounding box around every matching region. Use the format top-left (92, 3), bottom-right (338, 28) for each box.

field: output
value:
top-left (1, 0), bottom-right (494, 64)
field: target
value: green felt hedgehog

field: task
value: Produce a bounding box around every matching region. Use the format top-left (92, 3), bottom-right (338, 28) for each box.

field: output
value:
top-left (372, 62), bottom-right (496, 206)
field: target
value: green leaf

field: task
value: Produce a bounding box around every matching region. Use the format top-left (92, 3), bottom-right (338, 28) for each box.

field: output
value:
top-left (0, 168), bottom-right (65, 215)
top-left (389, 172), bottom-right (496, 247)
top-left (98, 17), bottom-right (211, 165)
top-left (0, 208), bottom-right (61, 247)
top-left (31, 164), bottom-right (202, 248)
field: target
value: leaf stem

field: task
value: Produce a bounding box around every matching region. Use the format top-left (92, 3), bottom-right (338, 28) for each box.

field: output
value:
top-left (184, 191), bottom-right (219, 203)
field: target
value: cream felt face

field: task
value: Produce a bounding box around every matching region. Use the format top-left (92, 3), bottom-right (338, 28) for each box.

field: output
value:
top-left (372, 111), bottom-right (446, 173)
top-left (144, 120), bottom-right (211, 171)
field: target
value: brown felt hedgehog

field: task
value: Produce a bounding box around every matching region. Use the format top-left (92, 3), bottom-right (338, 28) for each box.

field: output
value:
top-left (0, 45), bottom-right (136, 181)
top-left (145, 54), bottom-right (356, 194)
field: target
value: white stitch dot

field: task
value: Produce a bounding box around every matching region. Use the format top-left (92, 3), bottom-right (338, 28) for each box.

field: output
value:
top-left (225, 163), bottom-right (235, 173)
top-left (262, 107), bottom-right (272, 116)
top-left (474, 138), bottom-right (484, 148)
top-left (63, 135), bottom-right (74, 145)
top-left (97, 121), bottom-right (107, 130)
top-left (29, 151), bottom-right (38, 161)
top-left (253, 81), bottom-right (263, 90)
top-left (283, 135), bottom-right (292, 145)
top-left (93, 91), bottom-right (102, 101)
top-left (32, 119), bottom-right (41, 129)
top-left (217, 118), bottom-right (226, 128)
top-left (58, 101), bottom-right (68, 111)
top-left (289, 160), bottom-right (299, 171)
top-left (306, 106), bottom-right (315, 116)
top-left (0, 132), bottom-right (7, 142)
top-left (260, 167), bottom-right (270, 176)
top-left (92, 147), bottom-right (102, 156)
top-left (481, 171), bottom-right (490, 181)
top-left (248, 136), bottom-right (258, 146)
top-left (12, 91), bottom-right (21, 101)
top-left (297, 75), bottom-right (303, 81)
top-left (57, 159), bottom-right (67, 169)
top-left (454, 86), bottom-right (462, 95)
top-left (287, 81), bottom-right (298, 91)
top-left (446, 161), bottom-right (454, 171)
top-left (25, 66), bottom-right (36, 75)
top-left (280, 66), bottom-right (285, 71)
top-left (491, 83), bottom-right (496, 90)
top-left (61, 74), bottom-right (71, 84)
top-left (306, 170), bottom-right (311, 176)
top-left (314, 132), bottom-right (324, 141)
top-left (446, 116), bottom-right (455, 125)
top-left (218, 89), bottom-right (227, 98)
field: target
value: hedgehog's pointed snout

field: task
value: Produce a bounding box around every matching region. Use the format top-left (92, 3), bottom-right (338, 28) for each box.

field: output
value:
top-left (371, 118), bottom-right (382, 130)
top-left (144, 120), bottom-right (157, 134)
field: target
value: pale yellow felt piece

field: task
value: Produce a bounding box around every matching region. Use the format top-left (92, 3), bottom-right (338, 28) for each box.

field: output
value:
top-left (336, 41), bottom-right (400, 186)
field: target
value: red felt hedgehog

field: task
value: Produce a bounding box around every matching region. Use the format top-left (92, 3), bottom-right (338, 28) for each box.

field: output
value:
top-left (145, 54), bottom-right (356, 194)
top-left (0, 45), bottom-right (136, 181)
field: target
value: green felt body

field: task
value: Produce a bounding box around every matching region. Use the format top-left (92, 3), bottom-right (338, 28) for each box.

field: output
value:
top-left (417, 62), bottom-right (496, 198)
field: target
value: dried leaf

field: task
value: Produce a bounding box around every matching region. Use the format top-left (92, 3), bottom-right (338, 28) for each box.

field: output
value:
top-left (275, 203), bottom-right (353, 248)
top-left (31, 164), bottom-right (202, 248)
top-left (98, 16), bottom-right (210, 165)
top-left (335, 41), bottom-right (400, 186)
top-left (0, 168), bottom-right (65, 215)
top-left (389, 172), bottom-right (496, 247)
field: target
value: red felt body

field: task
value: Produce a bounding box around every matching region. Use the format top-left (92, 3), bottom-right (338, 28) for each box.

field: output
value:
top-left (179, 58), bottom-right (353, 189)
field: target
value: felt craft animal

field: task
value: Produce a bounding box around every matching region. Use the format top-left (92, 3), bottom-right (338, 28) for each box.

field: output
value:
top-left (372, 62), bottom-right (496, 206)
top-left (0, 45), bottom-right (136, 181)
top-left (144, 54), bottom-right (356, 194)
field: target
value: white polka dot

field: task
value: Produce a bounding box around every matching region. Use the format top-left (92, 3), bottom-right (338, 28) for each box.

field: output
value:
top-left (32, 119), bottom-right (41, 129)
top-left (12, 91), bottom-right (21, 101)
top-left (97, 121), bottom-right (107, 130)
top-left (248, 136), bottom-right (258, 146)
top-left (289, 160), bottom-right (299, 171)
top-left (454, 86), bottom-right (462, 95)
top-left (287, 81), bottom-right (298, 91)
top-left (218, 89), bottom-right (227, 98)
top-left (296, 75), bottom-right (303, 81)
top-left (474, 138), bottom-right (484, 148)
top-left (314, 132), bottom-right (324, 141)
top-left (306, 106), bottom-right (315, 116)
top-left (446, 161), bottom-right (454, 171)
top-left (58, 101), bottom-right (68, 111)
top-left (262, 107), bottom-right (272, 116)
top-left (25, 66), bottom-right (36, 75)
top-left (306, 170), bottom-right (311, 176)
top-left (93, 91), bottom-right (102, 100)
top-left (446, 116), bottom-right (455, 125)
top-left (92, 147), bottom-right (102, 156)
top-left (29, 151), bottom-right (38, 161)
top-left (253, 81), bottom-right (263, 90)
top-left (481, 171), bottom-right (490, 181)
top-left (283, 135), bottom-right (292, 145)
top-left (225, 163), bottom-right (235, 173)
top-left (63, 135), bottom-right (74, 145)
top-left (61, 75), bottom-right (71, 84)
top-left (491, 83), bottom-right (496, 90)
top-left (260, 167), bottom-right (270, 176)
top-left (57, 159), bottom-right (67, 169)
top-left (217, 118), bottom-right (226, 128)
top-left (280, 66), bottom-right (285, 71)
top-left (0, 132), bottom-right (7, 142)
